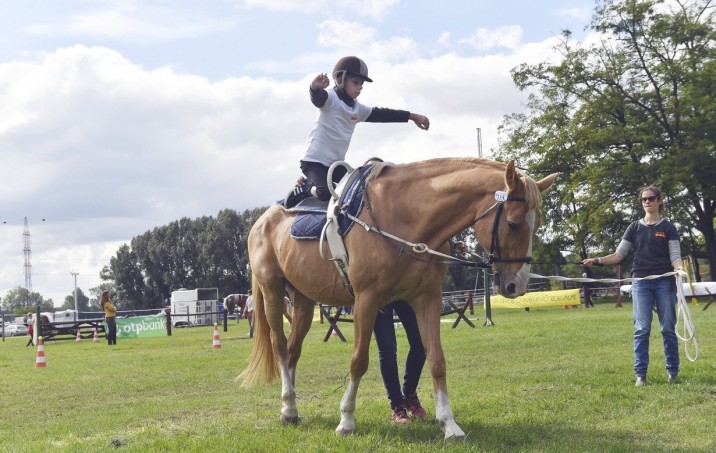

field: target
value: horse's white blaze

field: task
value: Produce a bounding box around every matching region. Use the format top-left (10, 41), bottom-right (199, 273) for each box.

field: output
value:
top-left (514, 208), bottom-right (537, 293)
top-left (336, 377), bottom-right (360, 435)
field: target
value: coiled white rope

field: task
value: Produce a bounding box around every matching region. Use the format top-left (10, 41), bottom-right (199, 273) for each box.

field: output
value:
top-left (675, 271), bottom-right (700, 361)
top-left (529, 271), bottom-right (699, 362)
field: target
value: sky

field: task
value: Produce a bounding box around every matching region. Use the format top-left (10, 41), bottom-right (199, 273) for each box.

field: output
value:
top-left (0, 0), bottom-right (595, 308)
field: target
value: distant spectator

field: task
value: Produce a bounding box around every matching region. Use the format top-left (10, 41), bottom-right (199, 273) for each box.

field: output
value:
top-left (101, 291), bottom-right (118, 346)
top-left (245, 290), bottom-right (254, 338)
top-left (26, 320), bottom-right (34, 347)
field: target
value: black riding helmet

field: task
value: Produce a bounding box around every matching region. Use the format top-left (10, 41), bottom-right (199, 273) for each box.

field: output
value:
top-left (332, 56), bottom-right (373, 88)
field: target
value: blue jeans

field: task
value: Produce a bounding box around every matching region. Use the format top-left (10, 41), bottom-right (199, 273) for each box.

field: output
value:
top-left (632, 278), bottom-right (679, 377)
top-left (373, 300), bottom-right (425, 409)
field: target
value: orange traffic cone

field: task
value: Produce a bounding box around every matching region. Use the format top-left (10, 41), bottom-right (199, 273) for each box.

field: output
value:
top-left (212, 323), bottom-right (221, 349)
top-left (76, 329), bottom-right (82, 342)
top-left (35, 336), bottom-right (47, 368)
top-left (93, 328), bottom-right (99, 343)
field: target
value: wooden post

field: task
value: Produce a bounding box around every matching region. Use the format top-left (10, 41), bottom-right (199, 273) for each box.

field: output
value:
top-left (615, 264), bottom-right (623, 307)
top-left (165, 307), bottom-right (172, 336)
top-left (36, 305), bottom-right (42, 340)
top-left (223, 309), bottom-right (228, 332)
top-left (483, 270), bottom-right (494, 326)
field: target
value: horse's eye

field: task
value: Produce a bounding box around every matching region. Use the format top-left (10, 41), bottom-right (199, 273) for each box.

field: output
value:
top-left (507, 220), bottom-right (519, 230)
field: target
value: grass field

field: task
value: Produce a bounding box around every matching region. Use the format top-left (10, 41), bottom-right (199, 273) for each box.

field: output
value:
top-left (1, 298), bottom-right (715, 452)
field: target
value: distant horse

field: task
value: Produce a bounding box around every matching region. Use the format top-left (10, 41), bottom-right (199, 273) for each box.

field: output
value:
top-left (240, 157), bottom-right (557, 440)
top-left (224, 294), bottom-right (292, 323)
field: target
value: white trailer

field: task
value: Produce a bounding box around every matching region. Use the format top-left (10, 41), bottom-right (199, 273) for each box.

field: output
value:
top-left (170, 288), bottom-right (220, 327)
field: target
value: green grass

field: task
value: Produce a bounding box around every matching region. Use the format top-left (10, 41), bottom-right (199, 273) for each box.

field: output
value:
top-left (1, 299), bottom-right (715, 452)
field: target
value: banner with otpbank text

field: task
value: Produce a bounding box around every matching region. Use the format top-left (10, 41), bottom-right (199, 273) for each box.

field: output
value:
top-left (489, 289), bottom-right (580, 309)
top-left (104, 314), bottom-right (166, 339)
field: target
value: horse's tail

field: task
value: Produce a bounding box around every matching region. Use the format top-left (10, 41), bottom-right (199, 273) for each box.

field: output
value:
top-left (238, 276), bottom-right (279, 387)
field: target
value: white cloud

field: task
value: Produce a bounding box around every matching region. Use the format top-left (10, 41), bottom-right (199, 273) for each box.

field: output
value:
top-left (23, 2), bottom-right (234, 43)
top-left (460, 25), bottom-right (524, 51)
top-left (242, 0), bottom-right (399, 20)
top-left (316, 19), bottom-right (378, 49)
top-left (557, 7), bottom-right (592, 22)
top-left (437, 32), bottom-right (452, 47)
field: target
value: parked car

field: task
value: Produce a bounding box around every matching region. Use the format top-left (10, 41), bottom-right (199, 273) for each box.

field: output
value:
top-left (5, 323), bottom-right (28, 336)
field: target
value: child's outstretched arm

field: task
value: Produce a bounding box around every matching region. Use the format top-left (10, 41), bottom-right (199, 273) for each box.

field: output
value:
top-left (311, 73), bottom-right (330, 91)
top-left (309, 73), bottom-right (330, 107)
top-left (409, 113), bottom-right (430, 130)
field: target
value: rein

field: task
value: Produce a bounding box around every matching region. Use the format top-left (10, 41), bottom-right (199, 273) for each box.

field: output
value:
top-left (343, 211), bottom-right (488, 268)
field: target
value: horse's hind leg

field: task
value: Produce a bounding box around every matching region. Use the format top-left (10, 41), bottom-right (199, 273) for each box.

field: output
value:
top-left (262, 284), bottom-right (299, 425)
top-left (286, 291), bottom-right (315, 387)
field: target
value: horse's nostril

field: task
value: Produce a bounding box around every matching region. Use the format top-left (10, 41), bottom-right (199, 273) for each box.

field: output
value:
top-left (506, 283), bottom-right (516, 295)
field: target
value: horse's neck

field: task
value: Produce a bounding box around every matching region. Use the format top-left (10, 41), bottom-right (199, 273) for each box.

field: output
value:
top-left (372, 160), bottom-right (504, 246)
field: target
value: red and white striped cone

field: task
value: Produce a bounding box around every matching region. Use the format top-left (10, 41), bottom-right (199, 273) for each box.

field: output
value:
top-left (212, 323), bottom-right (221, 349)
top-left (76, 329), bottom-right (82, 342)
top-left (35, 336), bottom-right (47, 368)
top-left (93, 328), bottom-right (99, 343)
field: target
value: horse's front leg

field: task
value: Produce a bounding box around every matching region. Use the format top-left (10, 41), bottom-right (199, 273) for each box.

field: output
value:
top-left (413, 293), bottom-right (466, 441)
top-left (336, 298), bottom-right (378, 436)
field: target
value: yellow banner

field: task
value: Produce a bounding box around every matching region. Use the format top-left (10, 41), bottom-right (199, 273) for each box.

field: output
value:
top-left (489, 289), bottom-right (580, 309)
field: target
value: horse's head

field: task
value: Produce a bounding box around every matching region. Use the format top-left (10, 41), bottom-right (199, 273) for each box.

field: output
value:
top-left (473, 161), bottom-right (558, 298)
top-left (224, 295), bottom-right (237, 313)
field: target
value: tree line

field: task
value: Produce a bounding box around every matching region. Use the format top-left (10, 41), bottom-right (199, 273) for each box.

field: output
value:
top-left (97, 208), bottom-right (263, 310)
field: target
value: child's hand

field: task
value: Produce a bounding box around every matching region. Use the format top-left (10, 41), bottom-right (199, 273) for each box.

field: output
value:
top-left (410, 113), bottom-right (430, 130)
top-left (311, 73), bottom-right (330, 91)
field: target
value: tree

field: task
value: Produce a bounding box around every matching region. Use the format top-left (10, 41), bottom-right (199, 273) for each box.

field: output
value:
top-left (59, 287), bottom-right (91, 311)
top-left (495, 0), bottom-right (716, 278)
top-left (102, 208), bottom-right (265, 310)
top-left (1, 286), bottom-right (54, 314)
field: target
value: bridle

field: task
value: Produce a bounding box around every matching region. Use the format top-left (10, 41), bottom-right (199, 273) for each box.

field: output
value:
top-left (479, 191), bottom-right (533, 265)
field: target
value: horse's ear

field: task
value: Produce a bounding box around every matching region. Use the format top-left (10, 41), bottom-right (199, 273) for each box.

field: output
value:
top-left (536, 173), bottom-right (559, 192)
top-left (504, 160), bottom-right (521, 190)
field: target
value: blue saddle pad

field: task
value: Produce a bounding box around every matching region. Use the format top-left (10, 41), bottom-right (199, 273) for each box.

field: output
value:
top-left (286, 165), bottom-right (371, 240)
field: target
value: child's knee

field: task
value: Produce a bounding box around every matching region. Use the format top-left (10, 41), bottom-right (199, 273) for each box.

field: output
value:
top-left (315, 186), bottom-right (332, 201)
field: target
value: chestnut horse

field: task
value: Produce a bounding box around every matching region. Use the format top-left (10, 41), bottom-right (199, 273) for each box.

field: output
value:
top-left (240, 158), bottom-right (557, 440)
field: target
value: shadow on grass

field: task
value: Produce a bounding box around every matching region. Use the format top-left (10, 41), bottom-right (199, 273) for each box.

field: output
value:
top-left (274, 413), bottom-right (713, 452)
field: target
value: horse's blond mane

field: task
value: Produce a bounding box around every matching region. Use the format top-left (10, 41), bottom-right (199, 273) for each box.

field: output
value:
top-left (368, 157), bottom-right (542, 209)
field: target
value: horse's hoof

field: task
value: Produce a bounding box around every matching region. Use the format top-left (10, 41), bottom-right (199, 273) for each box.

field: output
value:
top-left (335, 427), bottom-right (354, 436)
top-left (280, 414), bottom-right (300, 426)
top-left (441, 420), bottom-right (466, 441)
top-left (445, 433), bottom-right (466, 442)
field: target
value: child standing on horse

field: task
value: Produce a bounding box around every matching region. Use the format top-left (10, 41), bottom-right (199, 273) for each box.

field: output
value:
top-left (284, 56), bottom-right (430, 208)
